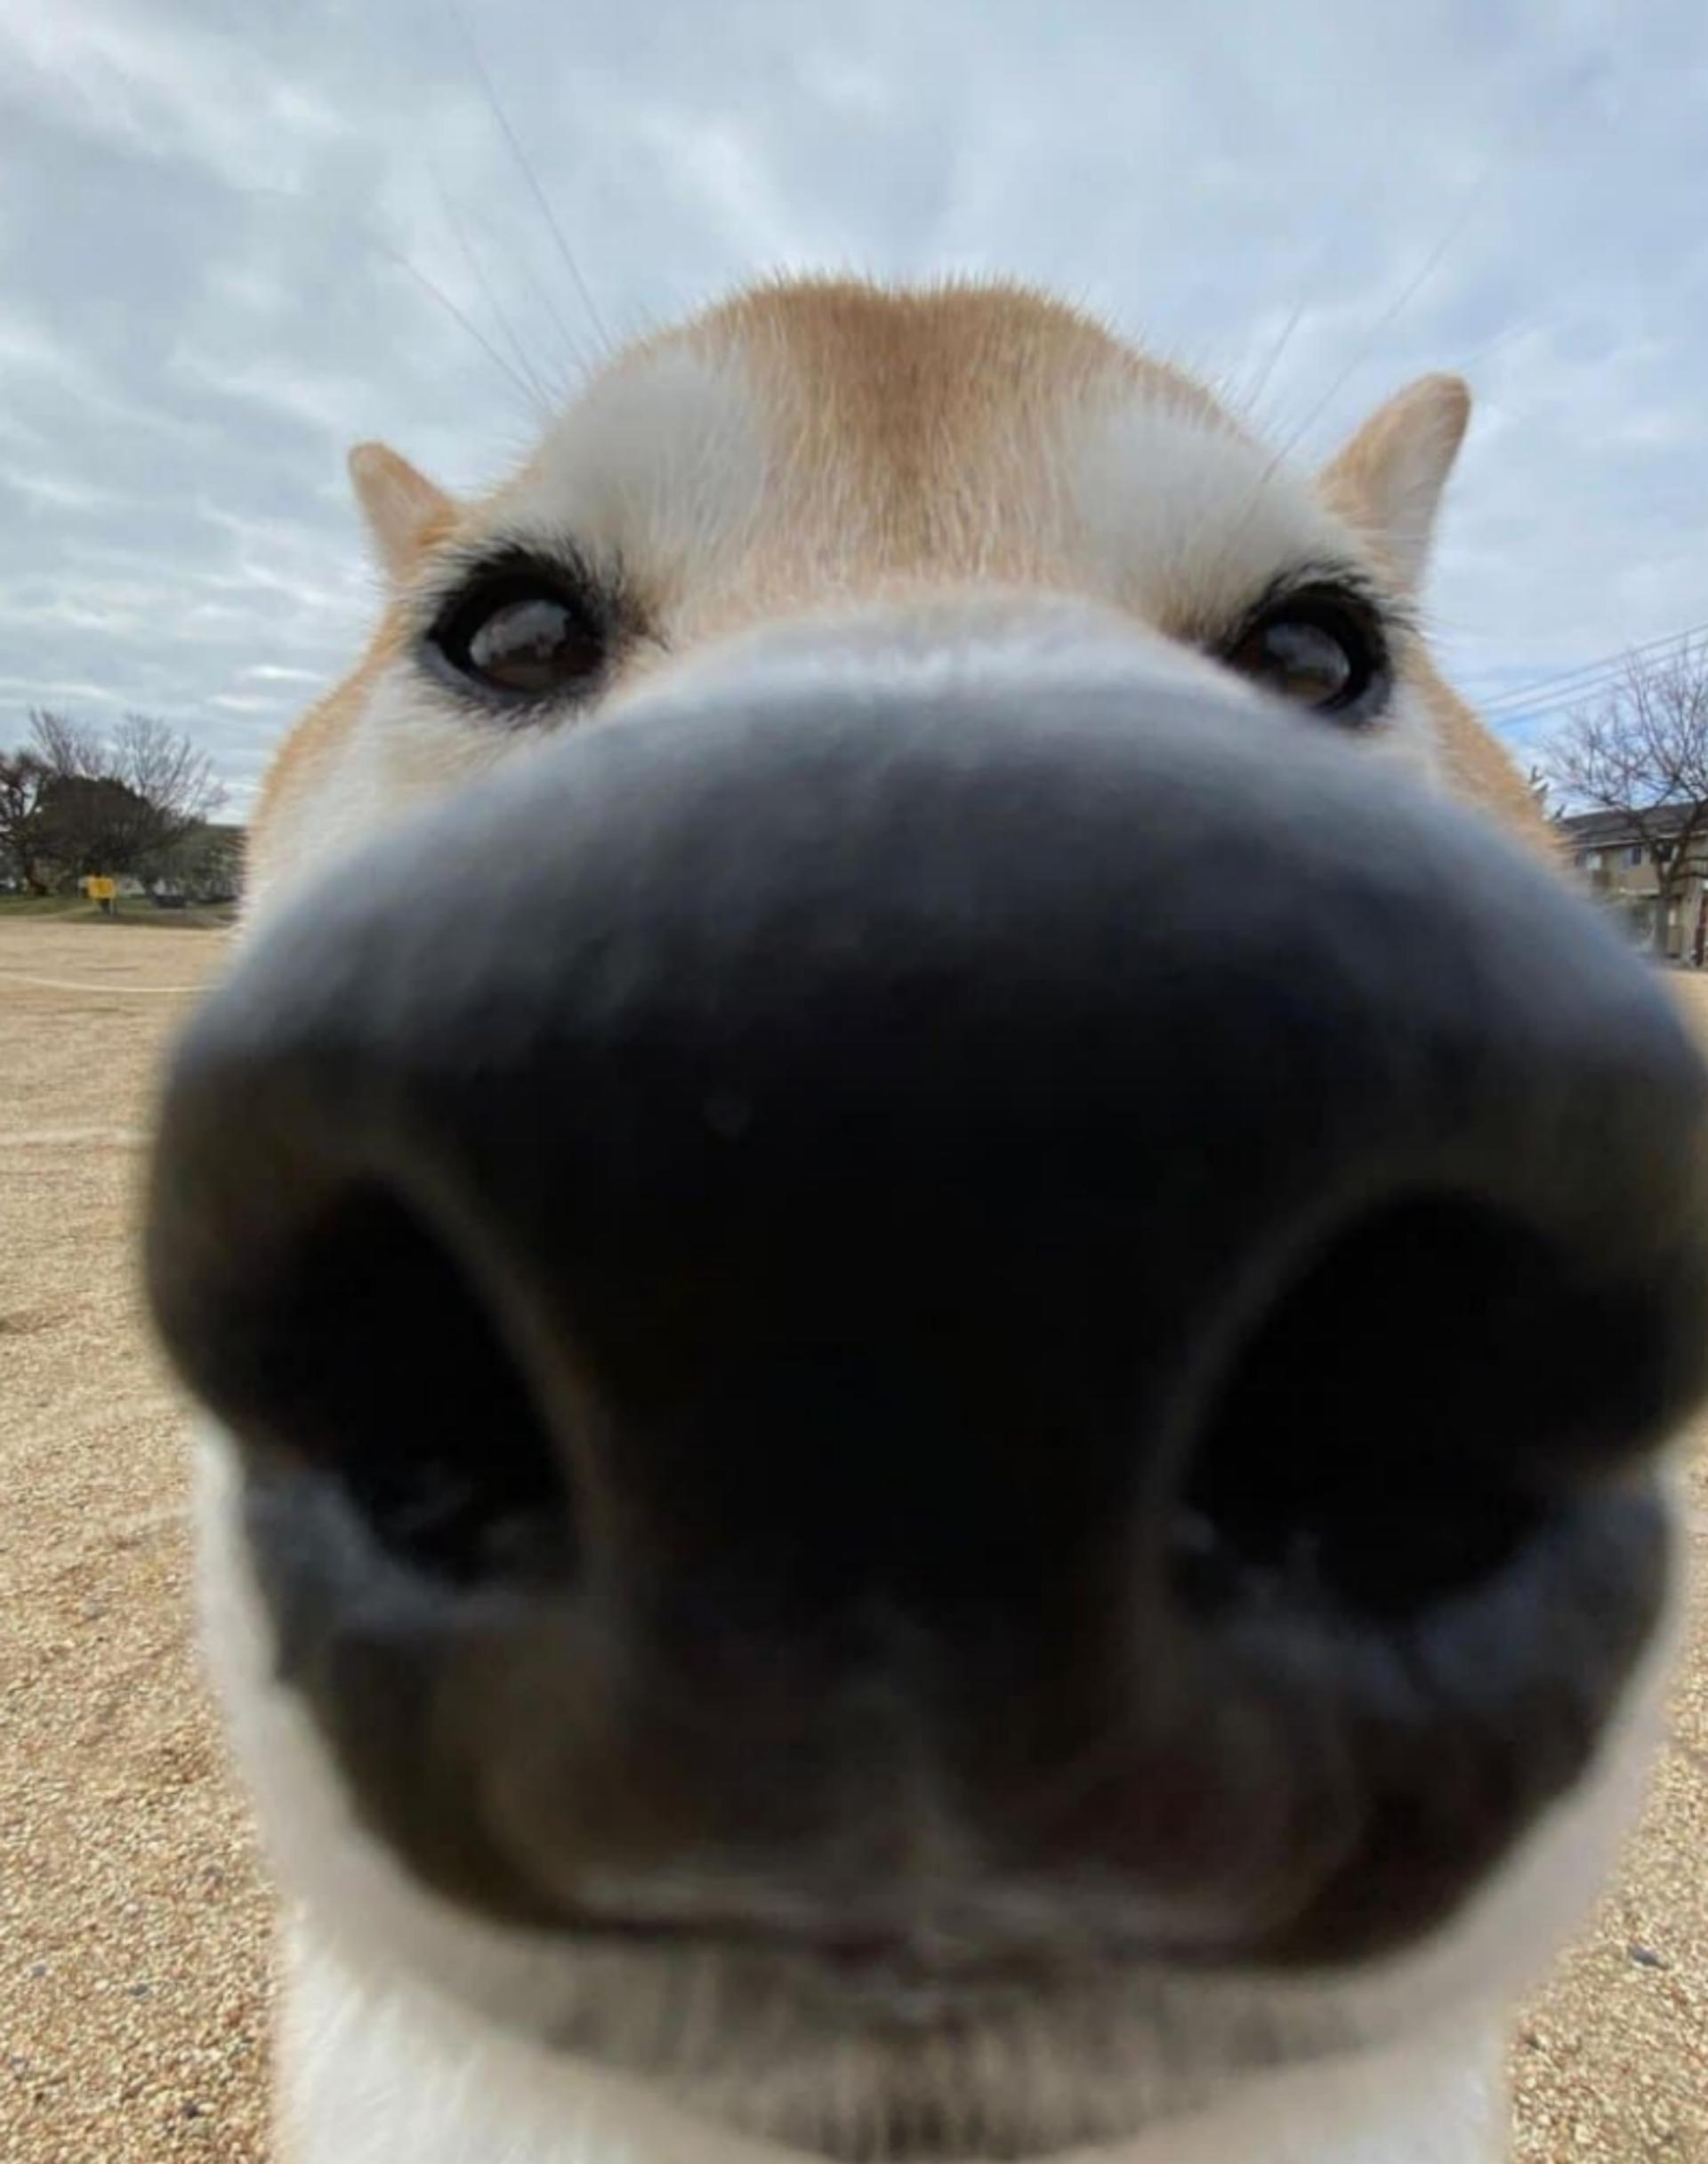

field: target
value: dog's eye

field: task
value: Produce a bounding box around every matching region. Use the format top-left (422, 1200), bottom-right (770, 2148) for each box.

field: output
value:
top-left (1224, 589), bottom-right (1387, 725)
top-left (429, 573), bottom-right (607, 702)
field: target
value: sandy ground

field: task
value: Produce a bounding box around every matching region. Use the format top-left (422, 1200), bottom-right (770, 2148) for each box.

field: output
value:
top-left (3, 913), bottom-right (1707, 2163)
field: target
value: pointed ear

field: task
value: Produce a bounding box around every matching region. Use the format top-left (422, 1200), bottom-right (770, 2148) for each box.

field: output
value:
top-left (1317, 375), bottom-right (1470, 591)
top-left (348, 442), bottom-right (455, 582)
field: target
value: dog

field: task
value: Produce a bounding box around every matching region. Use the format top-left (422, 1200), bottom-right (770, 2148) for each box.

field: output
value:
top-left (145, 278), bottom-right (1708, 2164)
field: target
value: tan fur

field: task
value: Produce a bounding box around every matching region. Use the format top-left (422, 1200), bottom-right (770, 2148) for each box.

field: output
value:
top-left (349, 442), bottom-right (460, 583)
top-left (248, 611), bottom-right (411, 897)
top-left (679, 279), bottom-right (1221, 589)
top-left (1316, 374), bottom-right (1470, 587)
top-left (1420, 664), bottom-right (1559, 859)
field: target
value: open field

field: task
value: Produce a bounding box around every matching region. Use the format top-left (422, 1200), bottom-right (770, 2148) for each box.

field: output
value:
top-left (3, 914), bottom-right (1707, 2162)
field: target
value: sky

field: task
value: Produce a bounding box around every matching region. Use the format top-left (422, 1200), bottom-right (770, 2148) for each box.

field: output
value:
top-left (0, 0), bottom-right (1704, 816)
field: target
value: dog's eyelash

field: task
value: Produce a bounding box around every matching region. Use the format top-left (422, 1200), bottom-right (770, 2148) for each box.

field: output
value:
top-left (1229, 560), bottom-right (1411, 648)
top-left (413, 536), bottom-right (624, 636)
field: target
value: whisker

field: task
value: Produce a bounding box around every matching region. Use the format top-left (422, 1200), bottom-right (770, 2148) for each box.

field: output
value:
top-left (441, 0), bottom-right (612, 359)
top-left (459, 196), bottom-right (592, 407)
top-left (1269, 79), bottom-right (1570, 479)
top-left (213, 173), bottom-right (547, 420)
top-left (1237, 301), bottom-right (1306, 429)
top-left (378, 242), bottom-right (550, 416)
top-left (1216, 124), bottom-right (1543, 576)
top-left (431, 169), bottom-right (555, 411)
top-left (1266, 181), bottom-right (1493, 473)
top-left (1443, 310), bottom-right (1555, 378)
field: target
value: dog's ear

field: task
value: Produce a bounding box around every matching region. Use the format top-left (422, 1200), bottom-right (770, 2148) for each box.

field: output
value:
top-left (1317, 375), bottom-right (1470, 591)
top-left (348, 443), bottom-right (456, 582)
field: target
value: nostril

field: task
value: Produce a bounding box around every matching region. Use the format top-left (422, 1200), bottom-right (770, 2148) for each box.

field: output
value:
top-left (1174, 1195), bottom-right (1679, 1625)
top-left (225, 1184), bottom-right (574, 1588)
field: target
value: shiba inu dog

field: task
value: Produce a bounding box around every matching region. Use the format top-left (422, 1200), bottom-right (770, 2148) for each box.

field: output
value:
top-left (145, 279), bottom-right (1708, 2164)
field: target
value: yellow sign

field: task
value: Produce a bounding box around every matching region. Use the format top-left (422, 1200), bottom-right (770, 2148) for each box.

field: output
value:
top-left (86, 877), bottom-right (117, 902)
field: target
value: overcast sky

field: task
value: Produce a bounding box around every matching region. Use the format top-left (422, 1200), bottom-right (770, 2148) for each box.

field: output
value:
top-left (1, 0), bottom-right (1704, 812)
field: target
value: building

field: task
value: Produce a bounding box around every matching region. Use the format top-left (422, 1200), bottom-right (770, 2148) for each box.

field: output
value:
top-left (1558, 803), bottom-right (1708, 965)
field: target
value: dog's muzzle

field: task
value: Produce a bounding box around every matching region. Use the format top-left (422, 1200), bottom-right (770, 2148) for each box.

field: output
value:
top-left (147, 638), bottom-right (1708, 1975)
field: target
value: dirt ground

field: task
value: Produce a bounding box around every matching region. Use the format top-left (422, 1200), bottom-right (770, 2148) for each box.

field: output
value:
top-left (3, 914), bottom-right (1706, 2163)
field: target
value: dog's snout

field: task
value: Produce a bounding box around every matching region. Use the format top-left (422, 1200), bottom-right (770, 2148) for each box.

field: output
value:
top-left (149, 657), bottom-right (1708, 1962)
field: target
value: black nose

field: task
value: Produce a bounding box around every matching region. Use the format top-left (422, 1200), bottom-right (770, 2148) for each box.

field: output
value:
top-left (149, 659), bottom-right (1708, 1962)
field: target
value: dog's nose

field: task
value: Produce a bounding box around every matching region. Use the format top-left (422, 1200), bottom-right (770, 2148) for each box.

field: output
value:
top-left (149, 651), bottom-right (1708, 1959)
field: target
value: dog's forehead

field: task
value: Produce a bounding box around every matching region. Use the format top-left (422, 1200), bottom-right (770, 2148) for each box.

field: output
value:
top-left (472, 282), bottom-right (1363, 634)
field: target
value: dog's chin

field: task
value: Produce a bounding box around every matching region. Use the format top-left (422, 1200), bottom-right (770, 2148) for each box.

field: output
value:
top-left (197, 1428), bottom-right (1686, 2161)
top-left (490, 1940), bottom-right (1270, 2160)
top-left (294, 1914), bottom-right (1374, 2161)
top-left (275, 1900), bottom-right (1490, 2164)
top-left (464, 1927), bottom-right (1358, 2159)
top-left (542, 1955), bottom-right (1312, 2160)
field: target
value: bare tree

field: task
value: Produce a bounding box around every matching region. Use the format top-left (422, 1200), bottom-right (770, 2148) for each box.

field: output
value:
top-left (1543, 639), bottom-right (1708, 957)
top-left (5, 710), bottom-right (228, 887)
top-left (28, 709), bottom-right (106, 781)
top-left (109, 714), bottom-right (227, 868)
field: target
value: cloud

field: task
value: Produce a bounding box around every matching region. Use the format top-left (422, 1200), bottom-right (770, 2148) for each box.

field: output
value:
top-left (0, 0), bottom-right (1704, 809)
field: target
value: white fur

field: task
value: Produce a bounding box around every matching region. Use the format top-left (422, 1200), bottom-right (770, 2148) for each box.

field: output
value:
top-left (1071, 400), bottom-right (1444, 786)
top-left (495, 345), bottom-right (773, 614)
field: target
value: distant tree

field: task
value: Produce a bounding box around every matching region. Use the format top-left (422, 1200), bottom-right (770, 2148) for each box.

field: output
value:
top-left (109, 714), bottom-right (227, 869)
top-left (1544, 639), bottom-right (1708, 957)
top-left (1, 711), bottom-right (227, 889)
top-left (0, 748), bottom-right (56, 892)
top-left (36, 771), bottom-right (158, 880)
top-left (149, 820), bottom-right (246, 902)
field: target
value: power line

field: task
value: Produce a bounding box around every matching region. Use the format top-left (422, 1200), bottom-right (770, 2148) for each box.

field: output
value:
top-left (1476, 619), bottom-right (1708, 703)
top-left (1475, 620), bottom-right (1708, 723)
top-left (1479, 623), bottom-right (1708, 713)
